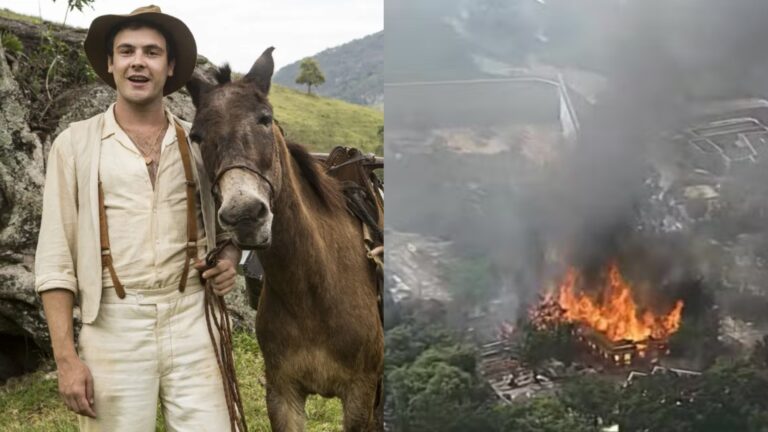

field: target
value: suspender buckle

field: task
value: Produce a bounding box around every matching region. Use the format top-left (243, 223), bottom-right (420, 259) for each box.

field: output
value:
top-left (187, 241), bottom-right (198, 257)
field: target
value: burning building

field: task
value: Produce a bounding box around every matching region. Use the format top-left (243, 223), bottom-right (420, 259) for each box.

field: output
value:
top-left (532, 262), bottom-right (684, 366)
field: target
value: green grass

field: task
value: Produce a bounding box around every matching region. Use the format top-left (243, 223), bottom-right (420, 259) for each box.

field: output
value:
top-left (0, 8), bottom-right (43, 25)
top-left (270, 84), bottom-right (383, 155)
top-left (0, 368), bottom-right (78, 432)
top-left (0, 332), bottom-right (342, 431)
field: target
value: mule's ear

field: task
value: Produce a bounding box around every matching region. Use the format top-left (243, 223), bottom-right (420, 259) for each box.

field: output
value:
top-left (186, 74), bottom-right (213, 108)
top-left (244, 46), bottom-right (275, 95)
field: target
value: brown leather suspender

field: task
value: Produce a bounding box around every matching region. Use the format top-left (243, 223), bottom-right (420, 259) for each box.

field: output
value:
top-left (98, 180), bottom-right (126, 298)
top-left (175, 121), bottom-right (198, 293)
top-left (98, 121), bottom-right (198, 298)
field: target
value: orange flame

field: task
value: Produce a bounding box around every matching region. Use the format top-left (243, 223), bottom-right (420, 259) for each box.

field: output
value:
top-left (553, 262), bottom-right (684, 342)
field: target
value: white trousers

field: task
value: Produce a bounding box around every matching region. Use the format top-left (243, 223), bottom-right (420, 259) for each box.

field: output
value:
top-left (77, 283), bottom-right (230, 431)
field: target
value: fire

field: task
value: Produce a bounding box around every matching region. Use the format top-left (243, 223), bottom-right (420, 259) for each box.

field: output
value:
top-left (550, 262), bottom-right (683, 342)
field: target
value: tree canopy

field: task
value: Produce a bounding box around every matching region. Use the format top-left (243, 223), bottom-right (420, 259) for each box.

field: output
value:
top-left (295, 57), bottom-right (325, 95)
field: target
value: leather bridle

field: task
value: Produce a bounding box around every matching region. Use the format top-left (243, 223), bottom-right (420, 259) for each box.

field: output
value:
top-left (206, 123), bottom-right (283, 208)
top-left (211, 164), bottom-right (276, 206)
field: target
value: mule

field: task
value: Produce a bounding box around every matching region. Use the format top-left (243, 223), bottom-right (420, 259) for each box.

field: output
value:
top-left (186, 47), bottom-right (384, 432)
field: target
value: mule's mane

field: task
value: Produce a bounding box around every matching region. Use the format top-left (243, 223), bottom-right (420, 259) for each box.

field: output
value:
top-left (286, 141), bottom-right (346, 213)
top-left (216, 64), bottom-right (233, 84)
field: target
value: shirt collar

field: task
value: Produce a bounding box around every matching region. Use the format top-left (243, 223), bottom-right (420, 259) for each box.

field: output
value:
top-left (101, 103), bottom-right (119, 140)
top-left (101, 103), bottom-right (179, 148)
top-left (161, 106), bottom-right (179, 149)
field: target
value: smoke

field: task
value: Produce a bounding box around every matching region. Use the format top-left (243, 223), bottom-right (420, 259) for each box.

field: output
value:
top-left (524, 0), bottom-right (768, 284)
top-left (386, 0), bottom-right (768, 331)
top-left (609, 0), bottom-right (768, 101)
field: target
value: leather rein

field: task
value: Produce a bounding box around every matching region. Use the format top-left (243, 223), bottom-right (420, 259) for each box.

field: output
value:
top-left (195, 124), bottom-right (286, 432)
top-left (201, 240), bottom-right (247, 432)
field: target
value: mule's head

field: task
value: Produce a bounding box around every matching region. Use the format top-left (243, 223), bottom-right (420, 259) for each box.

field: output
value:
top-left (186, 47), bottom-right (280, 249)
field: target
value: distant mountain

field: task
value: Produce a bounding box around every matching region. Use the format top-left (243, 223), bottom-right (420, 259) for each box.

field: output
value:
top-left (274, 31), bottom-right (382, 108)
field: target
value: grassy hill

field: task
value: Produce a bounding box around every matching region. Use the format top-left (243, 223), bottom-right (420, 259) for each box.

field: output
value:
top-left (0, 332), bottom-right (342, 431)
top-left (270, 83), bottom-right (383, 155)
top-left (0, 8), bottom-right (42, 24)
top-left (273, 31), bottom-right (383, 108)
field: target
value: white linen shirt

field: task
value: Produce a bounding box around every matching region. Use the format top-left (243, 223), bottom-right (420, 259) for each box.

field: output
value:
top-left (35, 104), bottom-right (229, 323)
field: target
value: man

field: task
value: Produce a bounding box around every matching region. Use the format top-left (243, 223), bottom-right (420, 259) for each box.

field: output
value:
top-left (35, 6), bottom-right (240, 431)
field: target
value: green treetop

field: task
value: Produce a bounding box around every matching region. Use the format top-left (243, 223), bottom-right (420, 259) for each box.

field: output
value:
top-left (295, 57), bottom-right (325, 95)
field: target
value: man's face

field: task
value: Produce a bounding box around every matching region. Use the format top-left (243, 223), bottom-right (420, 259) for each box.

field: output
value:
top-left (108, 27), bottom-right (175, 105)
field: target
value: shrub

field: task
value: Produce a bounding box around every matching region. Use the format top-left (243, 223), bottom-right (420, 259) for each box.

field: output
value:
top-left (1, 31), bottom-right (23, 55)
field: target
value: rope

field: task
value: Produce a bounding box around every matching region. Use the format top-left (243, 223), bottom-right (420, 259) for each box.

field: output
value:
top-left (203, 241), bottom-right (248, 432)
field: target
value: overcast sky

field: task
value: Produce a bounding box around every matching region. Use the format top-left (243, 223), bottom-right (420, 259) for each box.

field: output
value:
top-left (2, 0), bottom-right (382, 72)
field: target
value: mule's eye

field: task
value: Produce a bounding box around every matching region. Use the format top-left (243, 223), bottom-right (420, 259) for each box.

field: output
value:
top-left (258, 113), bottom-right (273, 126)
top-left (190, 131), bottom-right (203, 142)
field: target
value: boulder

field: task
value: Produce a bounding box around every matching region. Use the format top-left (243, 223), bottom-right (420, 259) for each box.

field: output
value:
top-left (0, 40), bottom-right (48, 350)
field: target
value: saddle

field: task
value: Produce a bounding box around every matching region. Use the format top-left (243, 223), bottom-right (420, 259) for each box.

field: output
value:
top-left (324, 146), bottom-right (384, 254)
top-left (243, 146), bottom-right (384, 319)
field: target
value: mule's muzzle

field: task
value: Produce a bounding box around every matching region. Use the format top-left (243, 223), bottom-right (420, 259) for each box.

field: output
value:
top-left (217, 169), bottom-right (274, 250)
top-left (218, 201), bottom-right (273, 250)
top-left (231, 217), bottom-right (273, 250)
top-left (219, 200), bottom-right (268, 227)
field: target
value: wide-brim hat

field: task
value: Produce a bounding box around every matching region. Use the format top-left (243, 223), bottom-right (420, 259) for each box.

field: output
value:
top-left (83, 5), bottom-right (197, 96)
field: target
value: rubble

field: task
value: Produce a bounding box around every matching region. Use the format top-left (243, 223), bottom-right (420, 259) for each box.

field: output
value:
top-left (479, 339), bottom-right (553, 402)
top-left (385, 230), bottom-right (457, 302)
top-left (479, 336), bottom-right (571, 403)
top-left (719, 316), bottom-right (767, 348)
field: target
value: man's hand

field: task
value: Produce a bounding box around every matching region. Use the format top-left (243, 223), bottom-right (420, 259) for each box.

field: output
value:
top-left (57, 355), bottom-right (96, 418)
top-left (41, 289), bottom-right (96, 418)
top-left (195, 243), bottom-right (241, 296)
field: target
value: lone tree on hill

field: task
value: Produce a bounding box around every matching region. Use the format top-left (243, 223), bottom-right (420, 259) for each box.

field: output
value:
top-left (295, 57), bottom-right (325, 95)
